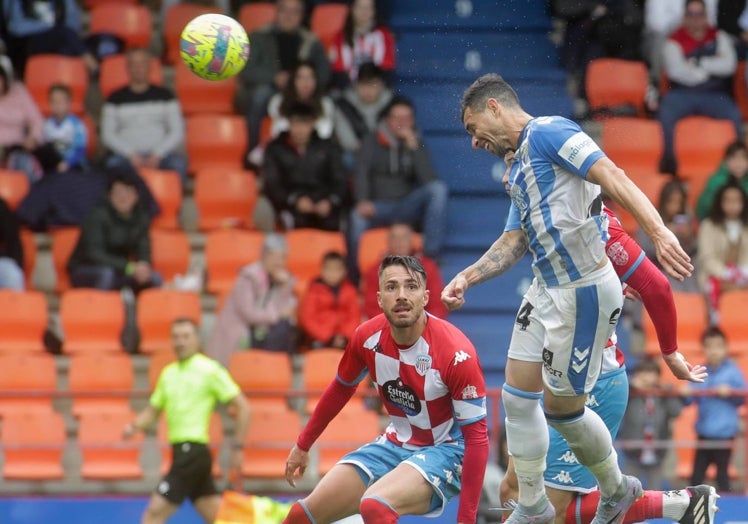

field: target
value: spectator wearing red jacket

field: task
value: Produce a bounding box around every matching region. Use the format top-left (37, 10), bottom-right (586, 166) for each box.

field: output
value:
top-left (299, 251), bottom-right (361, 349)
top-left (362, 223), bottom-right (447, 320)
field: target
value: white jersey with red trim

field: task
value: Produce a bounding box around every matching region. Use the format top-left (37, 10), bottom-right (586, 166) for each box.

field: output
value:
top-left (336, 314), bottom-right (487, 450)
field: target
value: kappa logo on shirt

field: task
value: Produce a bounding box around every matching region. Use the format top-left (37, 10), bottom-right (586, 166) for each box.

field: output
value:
top-left (586, 394), bottom-right (599, 408)
top-left (552, 471), bottom-right (574, 484)
top-left (453, 350), bottom-right (471, 365)
top-left (557, 450), bottom-right (578, 464)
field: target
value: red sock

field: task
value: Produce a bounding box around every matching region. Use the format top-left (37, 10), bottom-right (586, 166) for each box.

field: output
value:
top-left (360, 496), bottom-right (399, 524)
top-left (282, 501), bottom-right (314, 524)
top-left (566, 491), bottom-right (663, 524)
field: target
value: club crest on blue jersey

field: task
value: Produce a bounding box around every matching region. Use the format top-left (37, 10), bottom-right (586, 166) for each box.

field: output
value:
top-left (415, 354), bottom-right (432, 376)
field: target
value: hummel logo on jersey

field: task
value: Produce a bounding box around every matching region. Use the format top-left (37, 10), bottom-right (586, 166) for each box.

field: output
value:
top-left (552, 471), bottom-right (574, 484)
top-left (571, 346), bottom-right (590, 373)
top-left (557, 451), bottom-right (578, 464)
top-left (453, 350), bottom-right (471, 365)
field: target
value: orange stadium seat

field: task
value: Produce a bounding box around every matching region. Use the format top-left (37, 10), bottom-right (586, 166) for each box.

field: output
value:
top-left (357, 227), bottom-right (422, 276)
top-left (0, 353), bottom-right (56, 416)
top-left (316, 407), bottom-right (381, 475)
top-left (163, 3), bottom-right (215, 64)
top-left (1, 411), bottom-right (66, 480)
top-left (586, 59), bottom-right (649, 117)
top-left (600, 117), bottom-right (663, 174)
top-left (89, 3), bottom-right (153, 49)
top-left (241, 406), bottom-right (301, 478)
top-left (99, 54), bottom-right (164, 99)
top-left (285, 229), bottom-right (346, 289)
top-left (0, 169), bottom-right (30, 210)
top-left (0, 290), bottom-right (47, 353)
top-left (194, 168), bottom-right (258, 231)
top-left (78, 411), bottom-right (143, 479)
top-left (228, 350), bottom-right (293, 410)
top-left (238, 2), bottom-right (276, 33)
top-left (150, 229), bottom-right (191, 282)
top-left (643, 292), bottom-right (706, 358)
top-left (186, 114), bottom-right (248, 174)
top-left (59, 289), bottom-right (125, 353)
top-left (175, 61), bottom-right (237, 115)
top-left (139, 168), bottom-right (182, 229)
top-left (68, 352), bottom-right (134, 417)
top-left (148, 351), bottom-right (175, 390)
top-left (310, 3), bottom-right (348, 49)
top-left (85, 0), bottom-right (137, 8)
top-left (611, 170), bottom-right (670, 235)
top-left (205, 229), bottom-right (265, 296)
top-left (719, 290), bottom-right (748, 353)
top-left (19, 229), bottom-right (37, 289)
top-left (158, 413), bottom-right (223, 476)
top-left (137, 289), bottom-right (201, 354)
top-left (51, 227), bottom-right (80, 293)
top-left (302, 348), bottom-right (367, 413)
top-left (675, 117), bottom-right (736, 181)
top-left (24, 55), bottom-right (88, 115)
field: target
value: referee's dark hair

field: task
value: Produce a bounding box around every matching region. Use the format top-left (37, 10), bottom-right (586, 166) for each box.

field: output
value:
top-left (172, 317), bottom-right (199, 333)
top-left (378, 255), bottom-right (427, 285)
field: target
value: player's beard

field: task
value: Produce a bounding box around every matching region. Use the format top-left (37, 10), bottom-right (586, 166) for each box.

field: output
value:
top-left (383, 302), bottom-right (424, 329)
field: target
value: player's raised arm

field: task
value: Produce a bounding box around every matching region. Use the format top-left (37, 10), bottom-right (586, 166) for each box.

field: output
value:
top-left (587, 157), bottom-right (693, 280)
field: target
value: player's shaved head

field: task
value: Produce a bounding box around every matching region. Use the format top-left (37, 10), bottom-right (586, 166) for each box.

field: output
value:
top-left (461, 73), bottom-right (521, 120)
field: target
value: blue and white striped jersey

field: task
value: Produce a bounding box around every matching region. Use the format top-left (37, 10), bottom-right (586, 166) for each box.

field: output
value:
top-left (504, 116), bottom-right (608, 287)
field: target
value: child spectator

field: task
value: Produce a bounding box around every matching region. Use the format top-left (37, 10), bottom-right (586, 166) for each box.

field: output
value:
top-left (42, 84), bottom-right (87, 171)
top-left (618, 358), bottom-right (683, 490)
top-left (696, 141), bottom-right (748, 220)
top-left (680, 326), bottom-right (746, 492)
top-left (638, 179), bottom-right (699, 292)
top-left (328, 0), bottom-right (396, 89)
top-left (361, 223), bottom-right (447, 320)
top-left (697, 180), bottom-right (748, 325)
top-left (299, 251), bottom-right (360, 349)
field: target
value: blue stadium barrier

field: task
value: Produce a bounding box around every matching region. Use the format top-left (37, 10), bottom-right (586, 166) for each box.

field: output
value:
top-left (449, 311), bottom-right (515, 373)
top-left (445, 195), bottom-right (511, 250)
top-left (399, 80), bottom-right (574, 134)
top-left (441, 251), bottom-right (534, 314)
top-left (424, 135), bottom-right (505, 196)
top-left (396, 31), bottom-right (562, 81)
top-left (390, 0), bottom-right (552, 32)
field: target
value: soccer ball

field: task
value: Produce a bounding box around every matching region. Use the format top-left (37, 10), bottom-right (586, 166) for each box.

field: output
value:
top-left (180, 13), bottom-right (250, 81)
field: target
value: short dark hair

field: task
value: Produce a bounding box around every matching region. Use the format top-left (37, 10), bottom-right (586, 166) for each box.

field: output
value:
top-left (378, 254), bottom-right (427, 285)
top-left (701, 325), bottom-right (727, 344)
top-left (286, 101), bottom-right (319, 121)
top-left (108, 171), bottom-right (138, 191)
top-left (380, 95), bottom-right (415, 121)
top-left (357, 62), bottom-right (385, 83)
top-left (460, 74), bottom-right (521, 120)
top-left (322, 251), bottom-right (345, 265)
top-left (633, 357), bottom-right (661, 375)
top-left (723, 140), bottom-right (747, 160)
top-left (48, 83), bottom-right (71, 99)
top-left (172, 317), bottom-right (199, 333)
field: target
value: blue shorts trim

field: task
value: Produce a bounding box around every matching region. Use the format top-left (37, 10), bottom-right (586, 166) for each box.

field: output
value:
top-left (503, 384), bottom-right (543, 400)
top-left (619, 251), bottom-right (645, 282)
top-left (543, 366), bottom-right (629, 492)
top-left (338, 436), bottom-right (464, 517)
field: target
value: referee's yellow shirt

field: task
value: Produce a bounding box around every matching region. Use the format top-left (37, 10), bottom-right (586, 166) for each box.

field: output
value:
top-left (150, 352), bottom-right (241, 444)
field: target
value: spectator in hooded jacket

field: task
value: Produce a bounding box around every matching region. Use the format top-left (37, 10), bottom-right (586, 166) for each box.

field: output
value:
top-left (67, 172), bottom-right (161, 292)
top-left (346, 96), bottom-right (447, 284)
top-left (257, 101), bottom-right (347, 231)
top-left (299, 251), bottom-right (361, 349)
top-left (696, 140), bottom-right (748, 219)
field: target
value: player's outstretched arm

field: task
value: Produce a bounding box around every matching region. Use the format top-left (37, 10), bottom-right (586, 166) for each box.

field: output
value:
top-left (441, 229), bottom-right (528, 311)
top-left (587, 158), bottom-right (693, 281)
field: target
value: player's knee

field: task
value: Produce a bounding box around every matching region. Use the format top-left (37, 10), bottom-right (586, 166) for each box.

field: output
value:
top-left (282, 501), bottom-right (314, 524)
top-left (359, 496), bottom-right (399, 523)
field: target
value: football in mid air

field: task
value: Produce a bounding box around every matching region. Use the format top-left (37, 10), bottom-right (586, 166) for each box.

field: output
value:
top-left (180, 13), bottom-right (250, 81)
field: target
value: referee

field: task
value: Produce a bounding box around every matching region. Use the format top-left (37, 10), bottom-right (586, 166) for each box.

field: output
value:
top-left (124, 317), bottom-right (251, 524)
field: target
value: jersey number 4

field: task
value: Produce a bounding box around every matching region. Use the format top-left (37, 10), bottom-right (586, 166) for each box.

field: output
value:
top-left (515, 302), bottom-right (534, 331)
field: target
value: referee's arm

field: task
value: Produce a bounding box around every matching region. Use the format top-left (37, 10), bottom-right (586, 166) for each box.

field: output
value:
top-left (123, 405), bottom-right (161, 439)
top-left (227, 393), bottom-right (251, 447)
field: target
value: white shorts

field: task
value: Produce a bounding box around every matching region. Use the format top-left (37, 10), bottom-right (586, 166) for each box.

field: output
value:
top-left (507, 261), bottom-right (623, 396)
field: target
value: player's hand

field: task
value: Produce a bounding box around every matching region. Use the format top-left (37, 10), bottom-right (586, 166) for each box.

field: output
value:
top-left (662, 351), bottom-right (707, 383)
top-left (122, 422), bottom-right (137, 440)
top-left (285, 444), bottom-right (308, 487)
top-left (652, 227), bottom-right (693, 281)
top-left (441, 273), bottom-right (469, 311)
top-left (229, 448), bottom-right (243, 479)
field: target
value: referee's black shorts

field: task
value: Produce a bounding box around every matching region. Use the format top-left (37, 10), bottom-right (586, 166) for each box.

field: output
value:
top-left (157, 442), bottom-right (218, 505)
